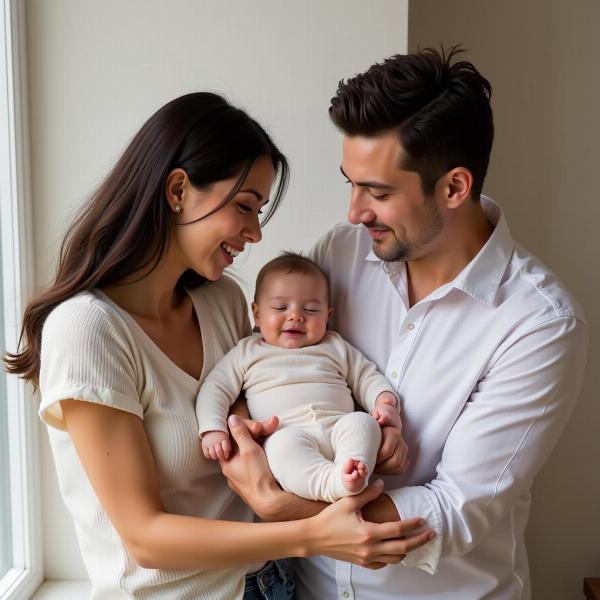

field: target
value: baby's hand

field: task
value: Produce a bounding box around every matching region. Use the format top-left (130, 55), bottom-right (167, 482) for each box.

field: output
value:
top-left (201, 430), bottom-right (231, 461)
top-left (371, 392), bottom-right (402, 430)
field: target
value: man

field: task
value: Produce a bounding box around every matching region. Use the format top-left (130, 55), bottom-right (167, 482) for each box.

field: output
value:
top-left (290, 46), bottom-right (588, 599)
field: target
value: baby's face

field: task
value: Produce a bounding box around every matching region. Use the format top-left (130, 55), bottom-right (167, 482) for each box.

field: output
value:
top-left (252, 271), bottom-right (332, 349)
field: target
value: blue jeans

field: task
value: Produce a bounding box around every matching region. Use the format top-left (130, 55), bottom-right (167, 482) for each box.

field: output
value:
top-left (244, 559), bottom-right (295, 600)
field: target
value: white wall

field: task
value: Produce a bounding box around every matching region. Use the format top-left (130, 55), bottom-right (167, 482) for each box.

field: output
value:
top-left (25, 0), bottom-right (408, 579)
top-left (409, 2), bottom-right (600, 598)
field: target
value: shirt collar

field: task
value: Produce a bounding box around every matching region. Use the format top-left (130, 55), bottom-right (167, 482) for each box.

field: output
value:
top-left (364, 196), bottom-right (514, 305)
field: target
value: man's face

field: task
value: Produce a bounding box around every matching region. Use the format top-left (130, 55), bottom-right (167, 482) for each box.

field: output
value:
top-left (341, 131), bottom-right (444, 262)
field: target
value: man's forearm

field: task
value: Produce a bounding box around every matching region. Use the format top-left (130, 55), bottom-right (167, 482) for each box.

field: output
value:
top-left (360, 493), bottom-right (400, 524)
top-left (261, 489), bottom-right (328, 522)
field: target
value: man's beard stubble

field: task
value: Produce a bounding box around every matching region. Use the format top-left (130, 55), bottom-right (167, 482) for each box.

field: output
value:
top-left (371, 199), bottom-right (444, 263)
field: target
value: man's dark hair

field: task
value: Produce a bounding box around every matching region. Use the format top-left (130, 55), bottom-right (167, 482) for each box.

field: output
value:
top-left (329, 46), bottom-right (493, 200)
top-left (254, 252), bottom-right (330, 303)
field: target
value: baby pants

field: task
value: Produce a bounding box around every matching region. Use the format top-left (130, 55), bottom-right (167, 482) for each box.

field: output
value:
top-left (263, 410), bottom-right (381, 503)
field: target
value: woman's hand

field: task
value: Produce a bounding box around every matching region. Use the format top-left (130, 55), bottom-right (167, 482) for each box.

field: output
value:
top-left (374, 426), bottom-right (409, 475)
top-left (222, 416), bottom-right (434, 568)
top-left (219, 415), bottom-right (284, 520)
top-left (306, 481), bottom-right (435, 568)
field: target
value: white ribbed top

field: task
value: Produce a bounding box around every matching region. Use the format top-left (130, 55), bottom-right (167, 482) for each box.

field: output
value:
top-left (39, 276), bottom-right (253, 600)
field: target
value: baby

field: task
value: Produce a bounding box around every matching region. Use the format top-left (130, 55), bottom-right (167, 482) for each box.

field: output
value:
top-left (196, 253), bottom-right (405, 503)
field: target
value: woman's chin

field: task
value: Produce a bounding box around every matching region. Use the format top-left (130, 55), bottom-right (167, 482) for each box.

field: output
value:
top-left (204, 269), bottom-right (225, 282)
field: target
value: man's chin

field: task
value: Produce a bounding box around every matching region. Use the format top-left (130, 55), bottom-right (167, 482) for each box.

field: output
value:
top-left (372, 241), bottom-right (408, 262)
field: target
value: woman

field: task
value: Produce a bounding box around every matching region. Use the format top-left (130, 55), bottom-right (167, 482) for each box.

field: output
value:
top-left (5, 93), bottom-right (433, 599)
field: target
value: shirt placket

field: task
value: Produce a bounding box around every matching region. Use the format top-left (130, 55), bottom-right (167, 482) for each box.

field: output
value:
top-left (382, 263), bottom-right (427, 390)
top-left (335, 560), bottom-right (354, 599)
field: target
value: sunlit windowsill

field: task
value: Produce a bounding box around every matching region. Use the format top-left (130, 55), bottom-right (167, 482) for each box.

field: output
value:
top-left (31, 580), bottom-right (91, 599)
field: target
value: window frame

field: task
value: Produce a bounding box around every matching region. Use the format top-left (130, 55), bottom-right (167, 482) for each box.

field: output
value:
top-left (0, 0), bottom-right (42, 598)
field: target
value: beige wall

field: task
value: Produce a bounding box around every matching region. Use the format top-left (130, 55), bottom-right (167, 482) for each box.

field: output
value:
top-left (409, 1), bottom-right (600, 598)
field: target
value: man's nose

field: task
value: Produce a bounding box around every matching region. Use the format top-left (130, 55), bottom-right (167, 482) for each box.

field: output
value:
top-left (347, 189), bottom-right (375, 225)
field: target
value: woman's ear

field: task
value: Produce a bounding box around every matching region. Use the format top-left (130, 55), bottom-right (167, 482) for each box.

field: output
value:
top-left (165, 168), bottom-right (188, 213)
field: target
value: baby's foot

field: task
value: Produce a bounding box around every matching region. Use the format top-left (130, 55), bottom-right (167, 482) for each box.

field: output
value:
top-left (341, 458), bottom-right (369, 494)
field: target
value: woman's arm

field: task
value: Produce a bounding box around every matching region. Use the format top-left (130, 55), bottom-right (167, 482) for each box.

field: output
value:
top-left (62, 400), bottom-right (433, 571)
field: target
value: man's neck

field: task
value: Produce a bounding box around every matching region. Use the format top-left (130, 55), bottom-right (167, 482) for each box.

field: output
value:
top-left (406, 204), bottom-right (493, 306)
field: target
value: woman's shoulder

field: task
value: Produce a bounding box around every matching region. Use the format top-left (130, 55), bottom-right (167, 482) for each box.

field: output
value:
top-left (189, 275), bottom-right (249, 314)
top-left (189, 275), bottom-right (252, 339)
top-left (43, 290), bottom-right (129, 341)
top-left (190, 274), bottom-right (247, 300)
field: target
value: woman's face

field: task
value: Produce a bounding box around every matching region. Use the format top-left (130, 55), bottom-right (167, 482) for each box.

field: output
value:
top-left (170, 155), bottom-right (275, 281)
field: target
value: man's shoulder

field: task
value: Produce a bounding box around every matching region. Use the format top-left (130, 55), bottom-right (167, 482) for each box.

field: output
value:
top-left (318, 222), bottom-right (367, 246)
top-left (505, 244), bottom-right (586, 325)
top-left (309, 223), bottom-right (371, 270)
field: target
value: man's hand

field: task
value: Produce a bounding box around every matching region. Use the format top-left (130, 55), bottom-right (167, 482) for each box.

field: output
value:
top-left (375, 426), bottom-right (409, 475)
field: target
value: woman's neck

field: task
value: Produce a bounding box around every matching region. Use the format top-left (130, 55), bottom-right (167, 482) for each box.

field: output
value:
top-left (101, 250), bottom-right (188, 320)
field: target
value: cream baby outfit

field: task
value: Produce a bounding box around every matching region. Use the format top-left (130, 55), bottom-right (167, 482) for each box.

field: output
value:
top-left (196, 331), bottom-right (396, 503)
top-left (39, 277), bottom-right (253, 600)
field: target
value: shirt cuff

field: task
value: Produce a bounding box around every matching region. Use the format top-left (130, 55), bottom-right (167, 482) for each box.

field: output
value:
top-left (197, 417), bottom-right (229, 436)
top-left (386, 485), bottom-right (443, 574)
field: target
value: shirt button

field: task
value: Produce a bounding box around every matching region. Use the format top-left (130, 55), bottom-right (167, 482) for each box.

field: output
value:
top-left (343, 593), bottom-right (350, 599)
top-left (407, 322), bottom-right (415, 330)
top-left (391, 371), bottom-right (398, 379)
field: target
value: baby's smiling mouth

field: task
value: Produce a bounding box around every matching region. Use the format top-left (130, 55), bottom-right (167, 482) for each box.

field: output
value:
top-left (282, 329), bottom-right (304, 335)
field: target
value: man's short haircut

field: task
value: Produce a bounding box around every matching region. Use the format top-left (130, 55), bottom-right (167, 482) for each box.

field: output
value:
top-left (254, 252), bottom-right (330, 303)
top-left (329, 45), bottom-right (494, 200)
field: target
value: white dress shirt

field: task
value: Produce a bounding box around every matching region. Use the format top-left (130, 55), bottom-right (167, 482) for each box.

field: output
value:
top-left (295, 197), bottom-right (588, 600)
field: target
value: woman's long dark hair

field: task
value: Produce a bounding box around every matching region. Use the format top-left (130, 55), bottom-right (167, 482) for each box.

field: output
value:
top-left (4, 92), bottom-right (289, 388)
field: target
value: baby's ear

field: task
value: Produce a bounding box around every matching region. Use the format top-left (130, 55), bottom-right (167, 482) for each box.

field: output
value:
top-left (251, 302), bottom-right (260, 330)
top-left (327, 307), bottom-right (334, 321)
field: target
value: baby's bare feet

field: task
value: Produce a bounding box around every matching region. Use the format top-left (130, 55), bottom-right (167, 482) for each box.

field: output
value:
top-left (341, 457), bottom-right (369, 493)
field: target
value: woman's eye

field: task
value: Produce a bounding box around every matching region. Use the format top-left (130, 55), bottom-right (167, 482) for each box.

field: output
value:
top-left (238, 203), bottom-right (263, 215)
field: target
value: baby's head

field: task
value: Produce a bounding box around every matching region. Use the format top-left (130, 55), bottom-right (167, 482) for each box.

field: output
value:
top-left (252, 253), bottom-right (332, 349)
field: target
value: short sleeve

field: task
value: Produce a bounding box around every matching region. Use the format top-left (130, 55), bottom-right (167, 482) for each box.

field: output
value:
top-left (39, 296), bottom-right (141, 430)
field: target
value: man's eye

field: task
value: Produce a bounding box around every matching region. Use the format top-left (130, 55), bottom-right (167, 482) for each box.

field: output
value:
top-left (369, 190), bottom-right (388, 200)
